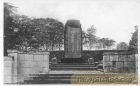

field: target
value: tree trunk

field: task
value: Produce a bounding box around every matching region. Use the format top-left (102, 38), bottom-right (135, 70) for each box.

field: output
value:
top-left (59, 43), bottom-right (61, 50)
top-left (52, 43), bottom-right (54, 51)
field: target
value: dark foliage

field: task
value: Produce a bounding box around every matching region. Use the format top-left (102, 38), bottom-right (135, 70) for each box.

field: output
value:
top-left (129, 27), bottom-right (138, 50)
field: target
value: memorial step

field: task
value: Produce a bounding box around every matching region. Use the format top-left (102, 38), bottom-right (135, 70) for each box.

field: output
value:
top-left (25, 79), bottom-right (71, 84)
top-left (50, 67), bottom-right (97, 70)
top-left (50, 63), bottom-right (97, 70)
top-left (24, 74), bottom-right (73, 84)
top-left (24, 74), bottom-right (101, 84)
top-left (61, 58), bottom-right (85, 63)
top-left (50, 64), bottom-right (95, 67)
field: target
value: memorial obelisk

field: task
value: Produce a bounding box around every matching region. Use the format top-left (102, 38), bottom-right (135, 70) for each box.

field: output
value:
top-left (62, 20), bottom-right (82, 63)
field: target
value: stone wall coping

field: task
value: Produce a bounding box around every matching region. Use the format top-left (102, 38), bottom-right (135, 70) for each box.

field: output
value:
top-left (103, 52), bottom-right (137, 55)
top-left (7, 50), bottom-right (50, 55)
top-left (7, 49), bottom-right (20, 53)
top-left (103, 50), bottom-right (137, 55)
top-left (18, 52), bottom-right (50, 55)
top-left (4, 56), bottom-right (13, 61)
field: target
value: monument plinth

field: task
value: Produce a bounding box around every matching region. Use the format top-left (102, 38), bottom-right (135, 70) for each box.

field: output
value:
top-left (62, 20), bottom-right (83, 63)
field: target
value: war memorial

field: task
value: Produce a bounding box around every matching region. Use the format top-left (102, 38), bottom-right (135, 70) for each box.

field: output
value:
top-left (4, 20), bottom-right (138, 84)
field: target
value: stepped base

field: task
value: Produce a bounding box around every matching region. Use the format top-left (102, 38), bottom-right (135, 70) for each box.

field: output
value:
top-left (49, 70), bottom-right (102, 74)
top-left (50, 63), bottom-right (97, 70)
top-left (23, 60), bottom-right (103, 84)
top-left (24, 74), bottom-right (101, 84)
top-left (24, 74), bottom-right (71, 84)
top-left (61, 58), bottom-right (85, 63)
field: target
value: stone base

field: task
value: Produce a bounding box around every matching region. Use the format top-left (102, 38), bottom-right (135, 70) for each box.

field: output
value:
top-left (61, 58), bottom-right (85, 63)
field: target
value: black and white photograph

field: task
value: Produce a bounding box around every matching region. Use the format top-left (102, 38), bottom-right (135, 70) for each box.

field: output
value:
top-left (3, 0), bottom-right (139, 84)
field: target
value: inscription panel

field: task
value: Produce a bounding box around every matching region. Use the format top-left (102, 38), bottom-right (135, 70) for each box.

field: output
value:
top-left (65, 25), bottom-right (82, 58)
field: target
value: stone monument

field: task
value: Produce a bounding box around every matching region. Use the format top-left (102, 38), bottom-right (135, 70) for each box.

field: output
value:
top-left (62, 20), bottom-right (83, 63)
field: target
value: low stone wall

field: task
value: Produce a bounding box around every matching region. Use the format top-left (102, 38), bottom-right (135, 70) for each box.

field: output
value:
top-left (103, 51), bottom-right (138, 73)
top-left (4, 56), bottom-right (14, 83)
top-left (5, 50), bottom-right (50, 83)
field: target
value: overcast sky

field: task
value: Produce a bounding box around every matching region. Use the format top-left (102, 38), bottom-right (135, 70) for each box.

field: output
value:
top-left (4, 0), bottom-right (140, 44)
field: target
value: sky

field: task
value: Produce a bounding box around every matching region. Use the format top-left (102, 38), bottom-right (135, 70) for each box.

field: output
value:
top-left (4, 0), bottom-right (140, 44)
